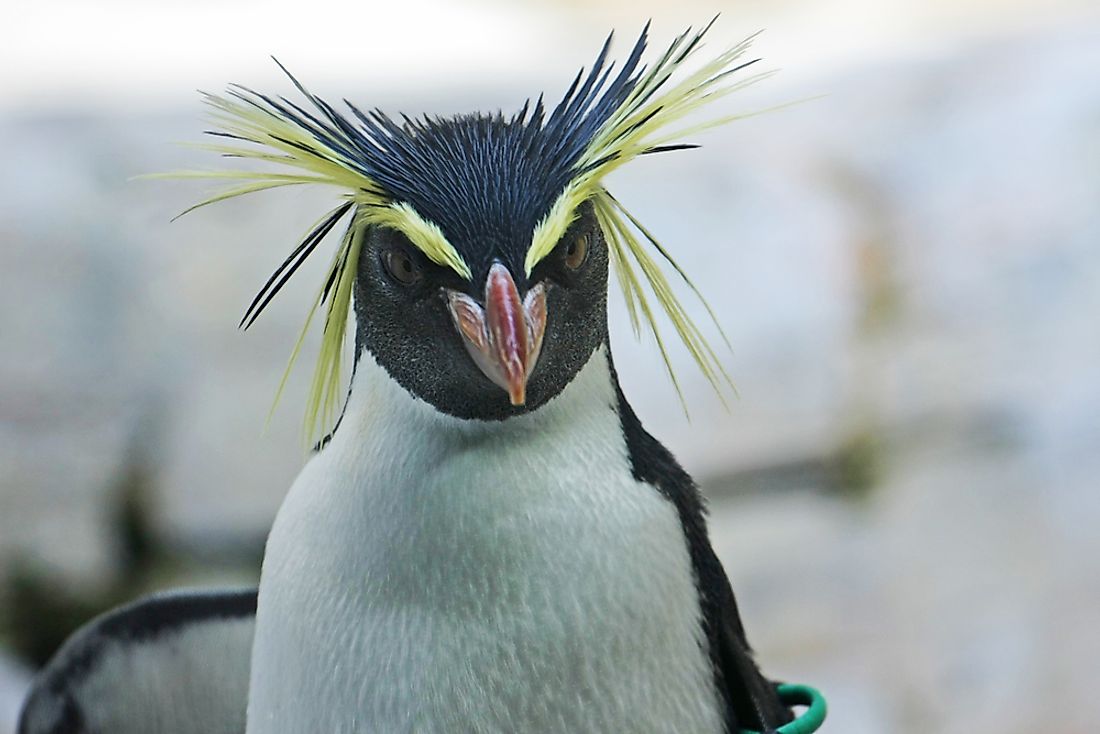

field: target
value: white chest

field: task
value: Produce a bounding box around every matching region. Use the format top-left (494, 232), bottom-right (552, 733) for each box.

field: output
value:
top-left (246, 349), bottom-right (724, 734)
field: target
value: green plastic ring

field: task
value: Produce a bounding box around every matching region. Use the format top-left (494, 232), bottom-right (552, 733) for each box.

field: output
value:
top-left (739, 683), bottom-right (828, 734)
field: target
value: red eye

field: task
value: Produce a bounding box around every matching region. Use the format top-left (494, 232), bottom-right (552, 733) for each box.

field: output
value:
top-left (382, 248), bottom-right (422, 286)
top-left (564, 233), bottom-right (589, 270)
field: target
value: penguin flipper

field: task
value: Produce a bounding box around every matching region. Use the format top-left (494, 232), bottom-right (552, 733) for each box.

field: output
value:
top-left (708, 558), bottom-right (794, 731)
top-left (610, 376), bottom-right (790, 732)
top-left (18, 587), bottom-right (256, 734)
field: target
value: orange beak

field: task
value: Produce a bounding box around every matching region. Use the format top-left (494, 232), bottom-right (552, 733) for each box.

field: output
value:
top-left (447, 263), bottom-right (547, 405)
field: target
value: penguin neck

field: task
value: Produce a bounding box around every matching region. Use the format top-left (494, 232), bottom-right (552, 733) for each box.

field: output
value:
top-left (329, 340), bottom-right (622, 490)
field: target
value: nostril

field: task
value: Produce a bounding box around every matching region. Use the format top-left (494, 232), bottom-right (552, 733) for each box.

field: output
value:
top-left (485, 267), bottom-right (528, 361)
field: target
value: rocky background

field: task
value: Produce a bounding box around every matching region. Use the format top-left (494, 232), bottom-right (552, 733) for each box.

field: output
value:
top-left (2, 1), bottom-right (1099, 732)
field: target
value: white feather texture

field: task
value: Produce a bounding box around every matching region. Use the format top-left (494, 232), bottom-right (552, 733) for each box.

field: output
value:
top-left (246, 347), bottom-right (724, 733)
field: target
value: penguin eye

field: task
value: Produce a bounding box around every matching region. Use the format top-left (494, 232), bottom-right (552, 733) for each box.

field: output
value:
top-left (563, 233), bottom-right (589, 270)
top-left (381, 247), bottom-right (423, 286)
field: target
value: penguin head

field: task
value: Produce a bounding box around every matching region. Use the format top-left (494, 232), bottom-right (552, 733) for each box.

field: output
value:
top-left (353, 194), bottom-right (609, 420)
top-left (184, 22), bottom-right (761, 438)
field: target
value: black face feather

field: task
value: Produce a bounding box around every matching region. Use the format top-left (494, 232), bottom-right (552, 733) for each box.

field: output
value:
top-left (353, 201), bottom-right (609, 421)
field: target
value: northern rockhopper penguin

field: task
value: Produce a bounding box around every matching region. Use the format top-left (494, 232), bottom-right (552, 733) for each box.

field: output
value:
top-left (20, 21), bottom-right (827, 734)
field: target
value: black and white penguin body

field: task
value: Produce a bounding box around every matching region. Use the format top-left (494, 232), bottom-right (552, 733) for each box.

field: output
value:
top-left (20, 23), bottom-right (799, 734)
top-left (248, 348), bottom-right (728, 732)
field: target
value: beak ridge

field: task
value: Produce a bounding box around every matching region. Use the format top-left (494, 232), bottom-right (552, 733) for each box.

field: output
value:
top-left (486, 263), bottom-right (530, 405)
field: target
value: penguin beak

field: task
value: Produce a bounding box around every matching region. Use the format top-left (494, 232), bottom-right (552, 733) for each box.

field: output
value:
top-left (446, 263), bottom-right (547, 405)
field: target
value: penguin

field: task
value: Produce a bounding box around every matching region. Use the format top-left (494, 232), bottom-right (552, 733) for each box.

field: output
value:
top-left (20, 22), bottom-right (820, 734)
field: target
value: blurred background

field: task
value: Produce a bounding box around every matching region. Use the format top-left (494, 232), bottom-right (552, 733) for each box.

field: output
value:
top-left (2, 0), bottom-right (1098, 731)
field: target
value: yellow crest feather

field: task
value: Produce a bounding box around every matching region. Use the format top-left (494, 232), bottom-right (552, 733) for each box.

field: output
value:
top-left (526, 25), bottom-right (765, 405)
top-left (364, 202), bottom-right (472, 280)
top-left (161, 77), bottom-right (474, 444)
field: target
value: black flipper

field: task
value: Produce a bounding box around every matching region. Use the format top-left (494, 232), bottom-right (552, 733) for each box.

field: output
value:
top-left (611, 369), bottom-right (791, 732)
top-left (18, 588), bottom-right (257, 734)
